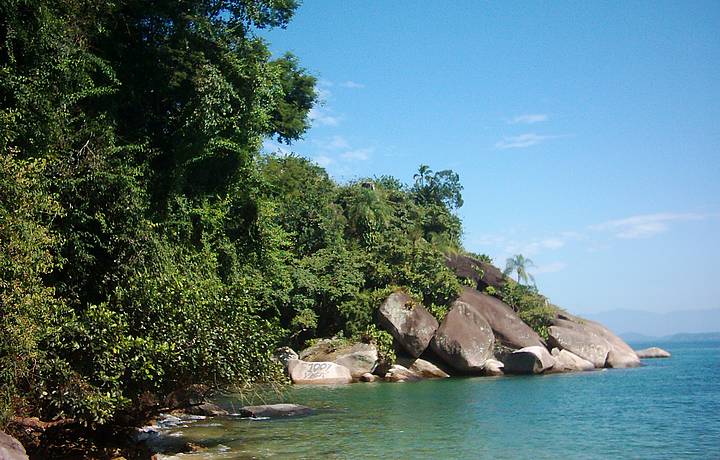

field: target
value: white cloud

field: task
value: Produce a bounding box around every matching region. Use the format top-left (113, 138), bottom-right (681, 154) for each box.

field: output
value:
top-left (313, 155), bottom-right (334, 167)
top-left (509, 114), bottom-right (548, 124)
top-left (495, 133), bottom-right (559, 149)
top-left (590, 212), bottom-right (713, 239)
top-left (340, 148), bottom-right (372, 161)
top-left (340, 80), bottom-right (365, 89)
top-left (315, 135), bottom-right (350, 150)
top-left (534, 262), bottom-right (567, 274)
top-left (309, 107), bottom-right (341, 127)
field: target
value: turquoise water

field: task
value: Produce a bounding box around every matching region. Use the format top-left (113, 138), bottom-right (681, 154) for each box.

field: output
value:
top-left (159, 340), bottom-right (720, 459)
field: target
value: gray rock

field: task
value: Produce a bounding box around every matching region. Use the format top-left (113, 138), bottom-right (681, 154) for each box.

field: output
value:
top-left (396, 356), bottom-right (450, 378)
top-left (239, 404), bottom-right (313, 418)
top-left (431, 300), bottom-right (495, 372)
top-left (287, 359), bottom-right (353, 384)
top-left (378, 292), bottom-right (439, 358)
top-left (548, 314), bottom-right (640, 368)
top-left (550, 348), bottom-right (595, 372)
top-left (0, 432), bottom-right (28, 460)
top-left (635, 347), bottom-right (671, 358)
top-left (299, 341), bottom-right (378, 378)
top-left (445, 254), bottom-right (506, 292)
top-left (503, 346), bottom-right (555, 374)
top-left (184, 403), bottom-right (228, 417)
top-left (384, 364), bottom-right (422, 382)
top-left (275, 346), bottom-right (299, 369)
top-left (359, 372), bottom-right (378, 382)
top-left (457, 287), bottom-right (545, 349)
top-left (482, 358), bottom-right (505, 376)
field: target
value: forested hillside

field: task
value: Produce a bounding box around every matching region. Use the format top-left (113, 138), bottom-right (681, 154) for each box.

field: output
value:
top-left (1, 0), bottom-right (471, 427)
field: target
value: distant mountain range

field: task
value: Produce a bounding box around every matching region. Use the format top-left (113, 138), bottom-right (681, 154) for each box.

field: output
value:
top-left (619, 331), bottom-right (720, 343)
top-left (582, 308), bottom-right (720, 337)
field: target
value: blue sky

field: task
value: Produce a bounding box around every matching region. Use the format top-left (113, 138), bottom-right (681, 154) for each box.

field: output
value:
top-left (261, 1), bottom-right (720, 316)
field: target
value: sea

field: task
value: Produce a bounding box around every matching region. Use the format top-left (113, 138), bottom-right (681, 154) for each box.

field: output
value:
top-left (155, 339), bottom-right (720, 459)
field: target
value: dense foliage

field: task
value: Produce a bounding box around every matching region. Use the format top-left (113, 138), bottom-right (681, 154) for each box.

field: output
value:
top-left (0, 0), bottom-right (463, 427)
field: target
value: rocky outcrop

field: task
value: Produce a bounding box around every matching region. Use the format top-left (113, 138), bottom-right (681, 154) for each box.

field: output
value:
top-left (0, 432), bottom-right (28, 460)
top-left (635, 347), bottom-right (671, 358)
top-left (384, 364), bottom-right (422, 382)
top-left (457, 287), bottom-right (545, 349)
top-left (360, 372), bottom-right (378, 382)
top-left (396, 356), bottom-right (450, 378)
top-left (482, 358), bottom-right (505, 376)
top-left (378, 292), bottom-right (439, 358)
top-left (431, 300), bottom-right (495, 372)
top-left (445, 254), bottom-right (506, 292)
top-left (299, 341), bottom-right (378, 378)
top-left (287, 359), bottom-right (353, 384)
top-left (503, 346), bottom-right (555, 374)
top-left (550, 348), bottom-right (595, 372)
top-left (239, 404), bottom-right (313, 418)
top-left (548, 314), bottom-right (640, 368)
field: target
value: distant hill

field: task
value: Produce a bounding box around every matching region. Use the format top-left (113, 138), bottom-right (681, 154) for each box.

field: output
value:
top-left (583, 308), bottom-right (720, 337)
top-left (620, 331), bottom-right (720, 343)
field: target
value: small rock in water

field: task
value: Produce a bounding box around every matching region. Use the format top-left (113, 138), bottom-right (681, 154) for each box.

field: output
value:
top-left (482, 358), bottom-right (505, 376)
top-left (239, 404), bottom-right (314, 418)
top-left (360, 372), bottom-right (377, 382)
top-left (183, 403), bottom-right (228, 417)
top-left (635, 347), bottom-right (671, 358)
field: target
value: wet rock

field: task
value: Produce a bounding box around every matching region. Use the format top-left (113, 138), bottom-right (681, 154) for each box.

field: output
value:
top-left (550, 348), bottom-right (595, 372)
top-left (239, 404), bottom-right (313, 418)
top-left (482, 359), bottom-right (505, 376)
top-left (396, 356), bottom-right (450, 378)
top-left (287, 359), bottom-right (353, 384)
top-left (378, 292), bottom-right (439, 358)
top-left (503, 346), bottom-right (555, 374)
top-left (457, 287), bottom-right (545, 349)
top-left (359, 372), bottom-right (378, 382)
top-left (184, 403), bottom-right (228, 417)
top-left (431, 300), bottom-right (495, 372)
top-left (635, 347), bottom-right (671, 358)
top-left (384, 364), bottom-right (422, 382)
top-left (0, 431), bottom-right (28, 460)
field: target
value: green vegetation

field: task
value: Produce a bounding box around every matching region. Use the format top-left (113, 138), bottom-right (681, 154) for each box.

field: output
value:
top-left (0, 0), bottom-right (462, 428)
top-left (498, 281), bottom-right (557, 340)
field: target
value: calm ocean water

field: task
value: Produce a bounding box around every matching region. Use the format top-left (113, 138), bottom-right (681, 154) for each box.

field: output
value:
top-left (158, 340), bottom-right (720, 459)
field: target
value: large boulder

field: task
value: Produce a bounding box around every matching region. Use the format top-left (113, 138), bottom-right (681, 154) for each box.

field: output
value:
top-left (457, 287), bottom-right (545, 349)
top-left (239, 404), bottom-right (313, 418)
top-left (299, 340), bottom-right (378, 378)
top-left (503, 346), bottom-right (555, 374)
top-left (636, 347), bottom-right (671, 358)
top-left (378, 292), bottom-right (439, 358)
top-left (275, 347), bottom-right (299, 369)
top-left (0, 432), bottom-right (28, 460)
top-left (287, 359), bottom-right (353, 384)
top-left (548, 314), bottom-right (640, 368)
top-left (431, 300), bottom-right (495, 372)
top-left (445, 254), bottom-right (506, 292)
top-left (550, 348), bottom-right (595, 372)
top-left (396, 356), bottom-right (450, 378)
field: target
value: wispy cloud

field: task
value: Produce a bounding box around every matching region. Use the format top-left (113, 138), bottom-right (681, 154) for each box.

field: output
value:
top-left (534, 262), bottom-right (567, 274)
top-left (495, 133), bottom-right (560, 149)
top-left (314, 135), bottom-right (349, 150)
top-left (590, 212), bottom-right (714, 239)
top-left (340, 80), bottom-right (365, 89)
top-left (340, 148), bottom-right (372, 161)
top-left (313, 154), bottom-right (334, 167)
top-left (509, 114), bottom-right (548, 124)
top-left (309, 107), bottom-right (341, 127)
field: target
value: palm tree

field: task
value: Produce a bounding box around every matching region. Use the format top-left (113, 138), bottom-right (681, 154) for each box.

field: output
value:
top-left (413, 164), bottom-right (433, 188)
top-left (504, 254), bottom-right (536, 286)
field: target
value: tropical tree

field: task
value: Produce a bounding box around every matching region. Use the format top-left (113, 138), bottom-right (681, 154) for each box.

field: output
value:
top-left (504, 254), bottom-right (536, 286)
